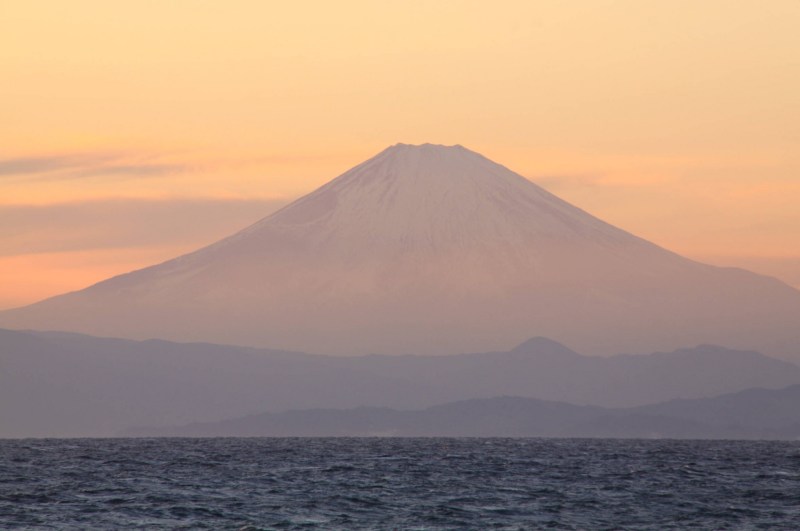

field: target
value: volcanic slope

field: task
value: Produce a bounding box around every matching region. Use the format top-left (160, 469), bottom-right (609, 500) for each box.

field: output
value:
top-left (2, 144), bottom-right (799, 358)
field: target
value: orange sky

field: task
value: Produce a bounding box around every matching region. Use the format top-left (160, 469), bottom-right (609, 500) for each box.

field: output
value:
top-left (1, 1), bottom-right (799, 309)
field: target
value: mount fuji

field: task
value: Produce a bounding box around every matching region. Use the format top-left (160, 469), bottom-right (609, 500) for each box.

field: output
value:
top-left (2, 143), bottom-right (799, 358)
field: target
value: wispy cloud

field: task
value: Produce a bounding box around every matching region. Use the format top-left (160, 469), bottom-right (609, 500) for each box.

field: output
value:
top-left (0, 197), bottom-right (288, 256)
top-left (0, 153), bottom-right (188, 181)
top-left (56, 163), bottom-right (188, 180)
top-left (533, 172), bottom-right (677, 191)
top-left (0, 155), bottom-right (109, 176)
top-left (533, 174), bottom-right (608, 190)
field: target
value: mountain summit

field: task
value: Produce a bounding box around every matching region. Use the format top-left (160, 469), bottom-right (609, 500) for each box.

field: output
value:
top-left (231, 143), bottom-right (641, 259)
top-left (2, 144), bottom-right (799, 358)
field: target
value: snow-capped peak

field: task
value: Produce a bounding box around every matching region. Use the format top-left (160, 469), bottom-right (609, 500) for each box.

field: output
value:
top-left (232, 143), bottom-right (634, 259)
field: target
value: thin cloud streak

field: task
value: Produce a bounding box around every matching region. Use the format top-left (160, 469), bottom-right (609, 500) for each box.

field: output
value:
top-left (55, 163), bottom-right (189, 180)
top-left (0, 154), bottom-right (112, 176)
top-left (0, 153), bottom-right (188, 181)
top-left (533, 174), bottom-right (608, 191)
top-left (0, 197), bottom-right (288, 256)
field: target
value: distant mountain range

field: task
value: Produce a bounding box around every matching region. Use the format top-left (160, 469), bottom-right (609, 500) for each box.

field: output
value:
top-left (2, 144), bottom-right (799, 359)
top-left (2, 328), bottom-right (799, 438)
top-left (124, 386), bottom-right (800, 440)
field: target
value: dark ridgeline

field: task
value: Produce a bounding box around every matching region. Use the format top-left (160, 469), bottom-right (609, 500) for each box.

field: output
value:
top-left (123, 387), bottom-right (800, 439)
top-left (3, 328), bottom-right (800, 438)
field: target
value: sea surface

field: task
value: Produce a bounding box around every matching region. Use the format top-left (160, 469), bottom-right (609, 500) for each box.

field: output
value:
top-left (1, 438), bottom-right (799, 529)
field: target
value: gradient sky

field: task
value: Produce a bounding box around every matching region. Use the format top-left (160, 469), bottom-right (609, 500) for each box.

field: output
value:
top-left (1, 1), bottom-right (799, 309)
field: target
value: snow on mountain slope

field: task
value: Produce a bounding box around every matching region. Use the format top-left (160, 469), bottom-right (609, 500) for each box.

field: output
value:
top-left (2, 144), bottom-right (799, 358)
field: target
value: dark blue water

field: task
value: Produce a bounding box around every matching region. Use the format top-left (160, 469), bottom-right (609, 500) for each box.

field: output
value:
top-left (1, 438), bottom-right (799, 529)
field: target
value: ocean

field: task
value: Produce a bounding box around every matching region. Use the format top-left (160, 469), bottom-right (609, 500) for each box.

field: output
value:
top-left (1, 438), bottom-right (799, 529)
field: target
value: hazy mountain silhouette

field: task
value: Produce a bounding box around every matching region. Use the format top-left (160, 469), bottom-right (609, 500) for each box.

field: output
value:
top-left (124, 386), bottom-right (800, 440)
top-left (123, 397), bottom-right (609, 438)
top-left (2, 144), bottom-right (799, 359)
top-left (351, 338), bottom-right (800, 408)
top-left (3, 329), bottom-right (799, 438)
top-left (635, 384), bottom-right (800, 431)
